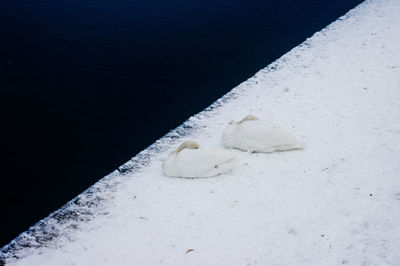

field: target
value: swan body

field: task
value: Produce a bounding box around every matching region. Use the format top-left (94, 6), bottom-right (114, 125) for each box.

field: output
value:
top-left (222, 115), bottom-right (303, 152)
top-left (162, 141), bottom-right (238, 178)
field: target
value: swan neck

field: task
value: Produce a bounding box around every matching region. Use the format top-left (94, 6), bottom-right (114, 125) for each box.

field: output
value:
top-left (173, 141), bottom-right (200, 154)
top-left (174, 145), bottom-right (186, 154)
top-left (238, 115), bottom-right (260, 124)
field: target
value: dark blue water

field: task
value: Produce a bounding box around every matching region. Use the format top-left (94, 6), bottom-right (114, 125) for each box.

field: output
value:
top-left (0, 0), bottom-right (362, 246)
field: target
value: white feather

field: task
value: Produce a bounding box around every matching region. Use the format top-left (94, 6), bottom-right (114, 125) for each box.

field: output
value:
top-left (162, 141), bottom-right (238, 178)
top-left (222, 115), bottom-right (303, 152)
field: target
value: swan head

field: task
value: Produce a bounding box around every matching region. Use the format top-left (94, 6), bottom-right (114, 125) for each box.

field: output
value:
top-left (237, 114), bottom-right (260, 124)
top-left (173, 141), bottom-right (200, 154)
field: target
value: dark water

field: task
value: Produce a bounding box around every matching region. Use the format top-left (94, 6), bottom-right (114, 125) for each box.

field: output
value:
top-left (0, 0), bottom-right (362, 247)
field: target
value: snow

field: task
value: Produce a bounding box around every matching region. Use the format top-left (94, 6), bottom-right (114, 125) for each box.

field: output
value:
top-left (2, 0), bottom-right (400, 265)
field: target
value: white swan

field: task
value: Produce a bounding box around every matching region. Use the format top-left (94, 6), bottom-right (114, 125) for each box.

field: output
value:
top-left (162, 141), bottom-right (238, 178)
top-left (222, 115), bottom-right (303, 152)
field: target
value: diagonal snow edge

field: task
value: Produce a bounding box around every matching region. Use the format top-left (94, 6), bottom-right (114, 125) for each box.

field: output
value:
top-left (2, 0), bottom-right (400, 264)
top-left (0, 0), bottom-right (375, 260)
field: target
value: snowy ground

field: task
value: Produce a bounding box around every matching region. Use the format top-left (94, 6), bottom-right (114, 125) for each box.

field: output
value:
top-left (2, 0), bottom-right (400, 265)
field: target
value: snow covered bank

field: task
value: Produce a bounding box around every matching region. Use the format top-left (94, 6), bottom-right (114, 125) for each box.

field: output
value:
top-left (2, 0), bottom-right (400, 264)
